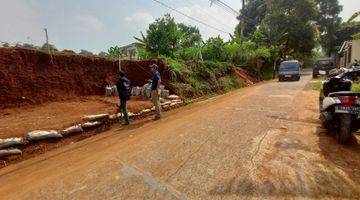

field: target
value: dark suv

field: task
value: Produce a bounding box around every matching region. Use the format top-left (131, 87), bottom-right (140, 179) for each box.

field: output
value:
top-left (278, 60), bottom-right (301, 81)
top-left (313, 58), bottom-right (335, 78)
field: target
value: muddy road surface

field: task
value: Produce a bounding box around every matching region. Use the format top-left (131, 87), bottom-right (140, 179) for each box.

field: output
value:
top-left (1, 73), bottom-right (359, 199)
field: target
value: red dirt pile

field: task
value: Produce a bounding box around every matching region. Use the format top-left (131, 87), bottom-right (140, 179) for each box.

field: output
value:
top-left (0, 47), bottom-right (172, 109)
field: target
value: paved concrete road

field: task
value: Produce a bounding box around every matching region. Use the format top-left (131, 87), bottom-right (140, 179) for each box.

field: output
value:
top-left (1, 73), bottom-right (359, 199)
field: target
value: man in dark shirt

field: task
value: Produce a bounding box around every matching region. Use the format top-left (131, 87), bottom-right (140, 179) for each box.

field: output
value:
top-left (150, 64), bottom-right (162, 120)
top-left (116, 70), bottom-right (131, 125)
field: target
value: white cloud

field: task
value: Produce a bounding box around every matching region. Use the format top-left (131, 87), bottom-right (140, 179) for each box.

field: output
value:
top-left (74, 15), bottom-right (104, 32)
top-left (125, 12), bottom-right (154, 24)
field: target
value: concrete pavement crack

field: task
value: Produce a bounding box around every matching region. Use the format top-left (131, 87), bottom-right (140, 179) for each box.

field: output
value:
top-left (165, 131), bottom-right (219, 182)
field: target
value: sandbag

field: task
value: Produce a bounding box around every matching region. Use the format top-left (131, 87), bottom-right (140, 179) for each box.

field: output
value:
top-left (60, 124), bottom-right (83, 137)
top-left (0, 149), bottom-right (22, 158)
top-left (168, 94), bottom-right (180, 100)
top-left (82, 114), bottom-right (109, 122)
top-left (105, 86), bottom-right (113, 96)
top-left (140, 109), bottom-right (151, 115)
top-left (105, 86), bottom-right (118, 96)
top-left (170, 100), bottom-right (183, 107)
top-left (141, 83), bottom-right (152, 98)
top-left (26, 130), bottom-right (62, 142)
top-left (161, 101), bottom-right (171, 106)
top-left (0, 138), bottom-right (23, 149)
top-left (160, 90), bottom-right (170, 99)
top-left (109, 113), bottom-right (123, 120)
top-left (128, 112), bottom-right (137, 117)
top-left (131, 87), bottom-right (141, 96)
top-left (171, 99), bottom-right (183, 104)
top-left (81, 121), bottom-right (102, 129)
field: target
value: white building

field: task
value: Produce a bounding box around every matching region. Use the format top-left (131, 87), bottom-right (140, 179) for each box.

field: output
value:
top-left (119, 43), bottom-right (139, 60)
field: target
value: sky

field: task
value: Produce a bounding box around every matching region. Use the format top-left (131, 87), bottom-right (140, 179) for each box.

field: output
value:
top-left (0, 0), bottom-right (359, 53)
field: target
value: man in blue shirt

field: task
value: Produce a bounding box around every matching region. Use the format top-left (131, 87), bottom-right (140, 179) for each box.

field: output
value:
top-left (150, 64), bottom-right (162, 120)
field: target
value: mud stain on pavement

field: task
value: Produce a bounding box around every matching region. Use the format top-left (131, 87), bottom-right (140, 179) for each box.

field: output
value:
top-left (210, 90), bottom-right (360, 199)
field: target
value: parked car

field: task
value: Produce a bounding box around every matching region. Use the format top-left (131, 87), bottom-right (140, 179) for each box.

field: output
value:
top-left (313, 58), bottom-right (335, 78)
top-left (278, 60), bottom-right (301, 81)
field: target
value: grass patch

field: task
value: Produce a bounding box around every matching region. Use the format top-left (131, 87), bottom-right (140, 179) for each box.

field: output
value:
top-left (260, 67), bottom-right (273, 81)
top-left (352, 82), bottom-right (360, 93)
top-left (219, 75), bottom-right (243, 91)
top-left (311, 77), bottom-right (324, 91)
top-left (165, 58), bottom-right (243, 98)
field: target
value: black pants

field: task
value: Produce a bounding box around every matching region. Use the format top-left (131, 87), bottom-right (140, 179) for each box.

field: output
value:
top-left (119, 99), bottom-right (129, 123)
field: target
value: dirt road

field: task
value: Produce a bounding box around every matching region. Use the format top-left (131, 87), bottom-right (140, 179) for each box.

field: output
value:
top-left (1, 73), bottom-right (359, 199)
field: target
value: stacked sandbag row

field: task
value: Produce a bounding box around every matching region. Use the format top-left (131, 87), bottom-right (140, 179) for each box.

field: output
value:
top-left (0, 138), bottom-right (24, 158)
top-left (0, 96), bottom-right (184, 160)
top-left (105, 86), bottom-right (118, 96)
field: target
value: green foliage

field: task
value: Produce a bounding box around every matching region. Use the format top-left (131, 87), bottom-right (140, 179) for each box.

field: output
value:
top-left (107, 46), bottom-right (120, 58)
top-left (260, 66), bottom-right (274, 80)
top-left (352, 82), bottom-right (360, 93)
top-left (173, 46), bottom-right (200, 61)
top-left (138, 46), bottom-right (152, 59)
top-left (311, 78), bottom-right (324, 91)
top-left (1, 42), bottom-right (10, 47)
top-left (21, 43), bottom-right (39, 50)
top-left (201, 36), bottom-right (225, 61)
top-left (219, 75), bottom-right (243, 91)
top-left (164, 57), bottom-right (243, 97)
top-left (237, 0), bottom-right (267, 38)
top-left (347, 11), bottom-right (360, 25)
top-left (316, 0), bottom-right (343, 56)
top-left (262, 0), bottom-right (318, 57)
top-left (79, 49), bottom-right (93, 56)
top-left (98, 51), bottom-right (108, 57)
top-left (136, 14), bottom-right (202, 57)
top-left (40, 43), bottom-right (58, 52)
top-left (177, 23), bottom-right (202, 48)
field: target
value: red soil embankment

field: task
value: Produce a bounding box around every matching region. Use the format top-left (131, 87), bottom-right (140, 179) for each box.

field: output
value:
top-left (0, 48), bottom-right (171, 109)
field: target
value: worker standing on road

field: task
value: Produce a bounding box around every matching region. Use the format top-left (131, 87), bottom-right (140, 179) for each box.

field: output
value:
top-left (150, 64), bottom-right (162, 120)
top-left (116, 70), bottom-right (131, 125)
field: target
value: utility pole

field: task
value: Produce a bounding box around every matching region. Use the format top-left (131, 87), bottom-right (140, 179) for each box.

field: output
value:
top-left (44, 28), bottom-right (53, 63)
top-left (240, 0), bottom-right (245, 39)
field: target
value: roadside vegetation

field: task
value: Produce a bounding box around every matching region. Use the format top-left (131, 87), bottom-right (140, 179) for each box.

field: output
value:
top-left (2, 0), bottom-right (358, 97)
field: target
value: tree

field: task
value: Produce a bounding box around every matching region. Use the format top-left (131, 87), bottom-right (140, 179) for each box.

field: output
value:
top-left (261, 0), bottom-right (318, 58)
top-left (177, 23), bottom-right (202, 48)
top-left (347, 12), bottom-right (360, 39)
top-left (40, 43), bottom-right (58, 52)
top-left (134, 14), bottom-right (202, 57)
top-left (79, 49), bottom-right (93, 56)
top-left (107, 46), bottom-right (120, 58)
top-left (237, 0), bottom-right (267, 38)
top-left (98, 51), bottom-right (108, 57)
top-left (1, 42), bottom-right (10, 47)
top-left (333, 12), bottom-right (360, 48)
top-left (315, 0), bottom-right (343, 56)
top-left (21, 43), bottom-right (39, 50)
top-left (143, 14), bottom-right (179, 56)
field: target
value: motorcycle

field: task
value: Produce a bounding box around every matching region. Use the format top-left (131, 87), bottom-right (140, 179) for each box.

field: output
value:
top-left (320, 62), bottom-right (360, 144)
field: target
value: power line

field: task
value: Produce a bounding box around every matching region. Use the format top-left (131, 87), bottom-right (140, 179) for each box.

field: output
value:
top-left (209, 0), bottom-right (260, 26)
top-left (210, 0), bottom-right (240, 16)
top-left (151, 0), bottom-right (230, 34)
top-left (183, 0), bottom-right (235, 32)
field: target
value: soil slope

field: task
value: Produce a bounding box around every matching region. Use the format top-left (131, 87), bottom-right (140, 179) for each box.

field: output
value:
top-left (0, 48), bottom-right (169, 109)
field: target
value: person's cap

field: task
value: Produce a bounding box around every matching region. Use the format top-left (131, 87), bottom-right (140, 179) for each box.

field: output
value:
top-left (150, 64), bottom-right (158, 69)
top-left (118, 70), bottom-right (125, 76)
